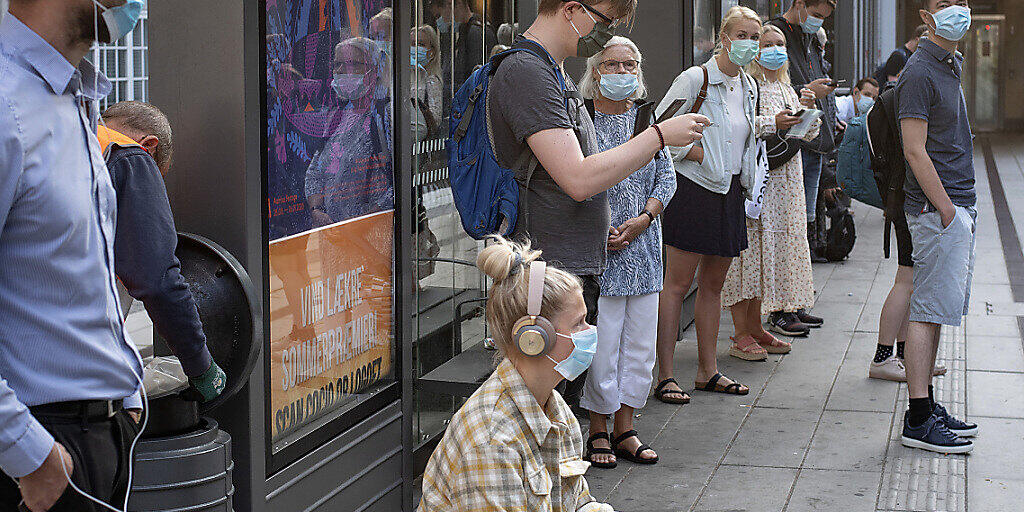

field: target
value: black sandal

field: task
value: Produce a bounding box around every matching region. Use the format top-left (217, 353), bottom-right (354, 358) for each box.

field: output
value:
top-left (695, 373), bottom-right (749, 395)
top-left (654, 378), bottom-right (691, 404)
top-left (612, 430), bottom-right (658, 465)
top-left (584, 432), bottom-right (617, 469)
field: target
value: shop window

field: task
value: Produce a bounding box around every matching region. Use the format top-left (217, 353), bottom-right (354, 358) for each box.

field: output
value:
top-left (409, 0), bottom-right (514, 461)
top-left (263, 0), bottom-right (397, 470)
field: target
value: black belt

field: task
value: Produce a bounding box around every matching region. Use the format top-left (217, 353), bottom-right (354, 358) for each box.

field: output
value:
top-left (30, 399), bottom-right (125, 422)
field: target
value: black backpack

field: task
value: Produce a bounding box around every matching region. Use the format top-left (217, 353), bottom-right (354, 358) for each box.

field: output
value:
top-left (822, 190), bottom-right (856, 262)
top-left (865, 84), bottom-right (905, 259)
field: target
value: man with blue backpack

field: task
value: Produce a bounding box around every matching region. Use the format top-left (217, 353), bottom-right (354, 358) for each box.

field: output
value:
top-left (447, 0), bottom-right (708, 406)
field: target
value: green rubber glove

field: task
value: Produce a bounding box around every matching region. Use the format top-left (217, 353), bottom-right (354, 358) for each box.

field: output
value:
top-left (189, 361), bottom-right (227, 402)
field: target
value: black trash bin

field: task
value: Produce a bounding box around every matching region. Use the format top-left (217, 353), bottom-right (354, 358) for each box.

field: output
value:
top-left (128, 233), bottom-right (261, 512)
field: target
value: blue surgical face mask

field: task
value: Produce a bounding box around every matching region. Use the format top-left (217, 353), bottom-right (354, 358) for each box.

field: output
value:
top-left (801, 5), bottom-right (825, 35)
top-left (547, 326), bottom-right (597, 381)
top-left (332, 72), bottom-right (369, 100)
top-left (856, 95), bottom-right (875, 115)
top-left (92, 0), bottom-right (144, 44)
top-left (929, 5), bottom-right (972, 42)
top-left (411, 46), bottom-right (430, 69)
top-left (375, 40), bottom-right (392, 56)
top-left (727, 38), bottom-right (759, 67)
top-left (758, 46), bottom-right (789, 70)
top-left (598, 73), bottom-right (639, 101)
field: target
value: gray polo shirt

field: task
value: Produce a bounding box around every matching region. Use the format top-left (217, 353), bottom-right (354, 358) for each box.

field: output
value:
top-left (895, 38), bottom-right (975, 215)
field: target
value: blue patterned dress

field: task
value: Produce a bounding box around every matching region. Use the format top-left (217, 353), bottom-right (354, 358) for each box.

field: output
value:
top-left (593, 104), bottom-right (677, 297)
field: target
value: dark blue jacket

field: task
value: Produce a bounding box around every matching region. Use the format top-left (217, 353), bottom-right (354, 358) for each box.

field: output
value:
top-left (106, 145), bottom-right (213, 377)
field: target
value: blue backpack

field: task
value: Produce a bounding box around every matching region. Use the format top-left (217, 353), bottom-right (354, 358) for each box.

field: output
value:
top-left (447, 39), bottom-right (572, 239)
top-left (836, 114), bottom-right (884, 209)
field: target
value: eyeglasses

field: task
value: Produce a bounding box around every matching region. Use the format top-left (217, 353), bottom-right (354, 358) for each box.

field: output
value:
top-left (564, 0), bottom-right (621, 28)
top-left (334, 59), bottom-right (371, 73)
top-left (599, 59), bottom-right (638, 73)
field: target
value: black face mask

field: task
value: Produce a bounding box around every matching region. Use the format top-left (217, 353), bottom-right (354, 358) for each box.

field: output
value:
top-left (570, 8), bottom-right (614, 58)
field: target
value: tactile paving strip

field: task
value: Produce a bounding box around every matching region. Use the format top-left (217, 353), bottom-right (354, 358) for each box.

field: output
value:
top-left (877, 323), bottom-right (969, 512)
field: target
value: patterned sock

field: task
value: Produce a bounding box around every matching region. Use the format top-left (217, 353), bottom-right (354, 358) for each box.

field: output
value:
top-left (874, 344), bottom-right (894, 363)
top-left (896, 341), bottom-right (906, 359)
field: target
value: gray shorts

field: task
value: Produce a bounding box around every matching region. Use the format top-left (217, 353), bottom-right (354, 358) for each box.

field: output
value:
top-left (907, 205), bottom-right (977, 326)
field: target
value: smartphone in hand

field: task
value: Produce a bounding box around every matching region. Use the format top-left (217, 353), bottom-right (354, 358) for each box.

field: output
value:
top-left (828, 79), bottom-right (848, 87)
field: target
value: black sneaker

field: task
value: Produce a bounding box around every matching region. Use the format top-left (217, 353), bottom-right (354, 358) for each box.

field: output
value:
top-left (795, 309), bottom-right (823, 328)
top-left (933, 402), bottom-right (979, 437)
top-left (768, 312), bottom-right (810, 337)
top-left (901, 412), bottom-right (974, 454)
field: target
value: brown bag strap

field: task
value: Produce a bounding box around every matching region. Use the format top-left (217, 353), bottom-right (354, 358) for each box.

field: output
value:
top-left (688, 66), bottom-right (710, 115)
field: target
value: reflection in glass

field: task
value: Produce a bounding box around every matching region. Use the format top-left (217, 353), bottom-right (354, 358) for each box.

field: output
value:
top-left (264, 0), bottom-right (395, 451)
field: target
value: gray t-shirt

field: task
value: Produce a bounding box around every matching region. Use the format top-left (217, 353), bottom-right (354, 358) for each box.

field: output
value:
top-left (896, 39), bottom-right (976, 215)
top-left (487, 49), bottom-right (607, 275)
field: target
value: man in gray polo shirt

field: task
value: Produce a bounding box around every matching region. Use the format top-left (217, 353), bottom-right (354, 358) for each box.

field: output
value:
top-left (896, 0), bottom-right (978, 454)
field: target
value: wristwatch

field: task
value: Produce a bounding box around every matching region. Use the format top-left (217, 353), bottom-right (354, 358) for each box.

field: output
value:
top-left (641, 209), bottom-right (656, 223)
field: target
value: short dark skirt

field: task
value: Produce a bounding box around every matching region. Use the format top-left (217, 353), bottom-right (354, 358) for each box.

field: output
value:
top-left (663, 174), bottom-right (748, 257)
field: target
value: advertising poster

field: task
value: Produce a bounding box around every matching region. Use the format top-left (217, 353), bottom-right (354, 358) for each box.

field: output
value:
top-left (264, 0), bottom-right (395, 447)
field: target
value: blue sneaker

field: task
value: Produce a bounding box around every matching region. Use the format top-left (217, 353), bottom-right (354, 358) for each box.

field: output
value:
top-left (901, 413), bottom-right (973, 454)
top-left (934, 402), bottom-right (979, 437)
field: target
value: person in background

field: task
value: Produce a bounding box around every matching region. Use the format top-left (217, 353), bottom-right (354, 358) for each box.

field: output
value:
top-left (411, 25), bottom-right (443, 285)
top-left (835, 77), bottom-right (879, 127)
top-left (722, 24), bottom-right (820, 357)
top-left (874, 24), bottom-right (928, 87)
top-left (896, 0), bottom-right (978, 454)
top-left (577, 36), bottom-right (673, 468)
top-left (0, 2), bottom-right (146, 511)
top-left (490, 43), bottom-right (510, 58)
top-left (411, 25), bottom-right (443, 142)
top-left (770, 0), bottom-right (839, 299)
top-left (98, 101), bottom-right (227, 400)
top-left (654, 6), bottom-right (762, 403)
top-left (419, 237), bottom-right (613, 512)
top-left (433, 0), bottom-right (497, 89)
top-left (497, 21), bottom-right (519, 46)
top-left (486, 0), bottom-right (708, 407)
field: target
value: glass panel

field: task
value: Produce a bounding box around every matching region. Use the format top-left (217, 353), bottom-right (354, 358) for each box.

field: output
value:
top-left (264, 0), bottom-right (396, 454)
top-left (738, 0), bottom-right (781, 19)
top-left (410, 0), bottom-right (508, 450)
top-left (134, 50), bottom-right (146, 77)
top-left (117, 80), bottom-right (128, 102)
top-left (693, 0), bottom-right (717, 66)
top-left (133, 79), bottom-right (147, 102)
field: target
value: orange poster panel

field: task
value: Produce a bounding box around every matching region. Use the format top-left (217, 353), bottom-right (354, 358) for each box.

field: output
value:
top-left (268, 210), bottom-right (394, 442)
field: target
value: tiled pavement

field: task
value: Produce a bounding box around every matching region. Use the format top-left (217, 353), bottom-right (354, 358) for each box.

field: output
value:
top-left (124, 136), bottom-right (1024, 510)
top-left (583, 136), bottom-right (1024, 511)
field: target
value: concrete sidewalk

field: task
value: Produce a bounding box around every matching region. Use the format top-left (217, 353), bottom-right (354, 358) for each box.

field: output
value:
top-left (584, 136), bottom-right (1024, 512)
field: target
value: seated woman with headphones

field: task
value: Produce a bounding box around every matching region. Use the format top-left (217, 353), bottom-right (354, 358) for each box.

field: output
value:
top-left (418, 236), bottom-right (614, 512)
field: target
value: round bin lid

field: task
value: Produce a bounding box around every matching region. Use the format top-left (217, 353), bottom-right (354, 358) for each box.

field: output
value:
top-left (175, 232), bottom-right (262, 414)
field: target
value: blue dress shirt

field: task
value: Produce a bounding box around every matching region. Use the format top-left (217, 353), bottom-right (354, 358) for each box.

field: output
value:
top-left (0, 17), bottom-right (143, 478)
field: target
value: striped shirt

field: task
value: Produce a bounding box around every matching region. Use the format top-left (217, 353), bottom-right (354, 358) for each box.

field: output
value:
top-left (0, 17), bottom-right (143, 478)
top-left (419, 359), bottom-right (613, 512)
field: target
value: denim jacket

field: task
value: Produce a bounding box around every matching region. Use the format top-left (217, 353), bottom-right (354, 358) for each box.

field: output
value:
top-left (655, 57), bottom-right (758, 196)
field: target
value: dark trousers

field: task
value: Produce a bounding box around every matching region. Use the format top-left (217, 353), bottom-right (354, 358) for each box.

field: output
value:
top-left (0, 408), bottom-right (139, 512)
top-left (560, 274), bottom-right (600, 407)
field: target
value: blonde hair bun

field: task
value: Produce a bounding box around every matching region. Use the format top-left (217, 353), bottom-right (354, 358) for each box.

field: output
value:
top-left (476, 236), bottom-right (540, 283)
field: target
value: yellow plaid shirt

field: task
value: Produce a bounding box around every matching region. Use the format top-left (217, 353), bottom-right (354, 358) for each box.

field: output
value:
top-left (418, 359), bottom-right (614, 512)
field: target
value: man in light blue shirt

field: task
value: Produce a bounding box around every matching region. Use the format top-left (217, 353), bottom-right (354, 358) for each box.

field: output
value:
top-left (0, 2), bottom-right (147, 510)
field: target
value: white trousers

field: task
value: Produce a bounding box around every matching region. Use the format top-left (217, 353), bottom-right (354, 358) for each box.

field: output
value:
top-left (580, 293), bottom-right (659, 415)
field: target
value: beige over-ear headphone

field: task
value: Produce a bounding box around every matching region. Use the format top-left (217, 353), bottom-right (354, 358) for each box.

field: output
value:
top-left (512, 261), bottom-right (555, 357)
